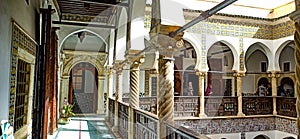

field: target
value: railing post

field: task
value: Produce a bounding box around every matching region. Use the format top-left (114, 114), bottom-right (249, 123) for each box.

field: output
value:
top-left (128, 57), bottom-right (144, 139)
top-left (234, 71), bottom-right (245, 116)
top-left (196, 71), bottom-right (207, 118)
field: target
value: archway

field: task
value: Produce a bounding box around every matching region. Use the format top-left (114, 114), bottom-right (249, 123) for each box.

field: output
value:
top-left (279, 77), bottom-right (295, 97)
top-left (183, 65), bottom-right (199, 96)
top-left (253, 134), bottom-right (270, 139)
top-left (70, 62), bottom-right (98, 114)
top-left (207, 41), bottom-right (234, 96)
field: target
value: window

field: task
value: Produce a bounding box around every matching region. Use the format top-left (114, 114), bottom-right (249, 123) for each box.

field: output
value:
top-left (14, 59), bottom-right (30, 132)
top-left (260, 62), bottom-right (267, 72)
top-left (150, 76), bottom-right (158, 96)
top-left (283, 62), bottom-right (290, 72)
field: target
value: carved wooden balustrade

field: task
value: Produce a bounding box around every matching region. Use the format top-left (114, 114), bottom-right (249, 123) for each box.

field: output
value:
top-left (276, 97), bottom-right (297, 117)
top-left (140, 97), bottom-right (157, 114)
top-left (165, 122), bottom-right (209, 139)
top-left (174, 96), bottom-right (199, 117)
top-left (134, 109), bottom-right (158, 139)
top-left (118, 102), bottom-right (129, 139)
top-left (242, 96), bottom-right (273, 115)
top-left (204, 96), bottom-right (238, 117)
top-left (108, 98), bottom-right (115, 126)
top-left (123, 97), bottom-right (129, 103)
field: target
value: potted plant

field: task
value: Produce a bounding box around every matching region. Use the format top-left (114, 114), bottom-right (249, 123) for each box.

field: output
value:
top-left (59, 97), bottom-right (75, 124)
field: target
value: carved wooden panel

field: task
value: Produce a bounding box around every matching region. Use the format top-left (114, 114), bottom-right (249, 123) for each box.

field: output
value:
top-left (276, 97), bottom-right (296, 117)
top-left (135, 110), bottom-right (158, 139)
top-left (174, 96), bottom-right (199, 117)
top-left (205, 96), bottom-right (238, 117)
top-left (242, 97), bottom-right (273, 115)
top-left (118, 102), bottom-right (129, 139)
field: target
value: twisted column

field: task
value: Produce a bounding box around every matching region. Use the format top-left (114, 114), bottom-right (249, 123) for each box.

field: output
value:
top-left (158, 55), bottom-right (175, 139)
top-left (234, 71), bottom-right (245, 116)
top-left (290, 6), bottom-right (300, 136)
top-left (130, 62), bottom-right (141, 107)
top-left (197, 71), bottom-right (207, 117)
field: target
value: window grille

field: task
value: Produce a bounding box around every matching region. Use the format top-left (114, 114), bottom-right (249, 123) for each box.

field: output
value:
top-left (14, 59), bottom-right (30, 132)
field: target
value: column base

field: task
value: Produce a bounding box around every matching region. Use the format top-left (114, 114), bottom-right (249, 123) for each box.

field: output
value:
top-left (237, 112), bottom-right (245, 117)
top-left (96, 109), bottom-right (104, 115)
top-left (273, 111), bottom-right (277, 115)
top-left (198, 113), bottom-right (207, 118)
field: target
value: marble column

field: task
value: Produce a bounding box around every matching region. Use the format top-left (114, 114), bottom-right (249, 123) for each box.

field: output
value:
top-left (289, 3), bottom-right (300, 136)
top-left (234, 72), bottom-right (245, 116)
top-left (97, 76), bottom-right (105, 114)
top-left (269, 71), bottom-right (279, 115)
top-left (106, 66), bottom-right (113, 116)
top-left (59, 76), bottom-right (70, 111)
top-left (128, 58), bottom-right (144, 139)
top-left (113, 64), bottom-right (123, 131)
top-left (197, 71), bottom-right (207, 117)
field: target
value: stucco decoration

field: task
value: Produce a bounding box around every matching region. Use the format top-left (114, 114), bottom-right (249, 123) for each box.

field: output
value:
top-left (62, 50), bottom-right (107, 76)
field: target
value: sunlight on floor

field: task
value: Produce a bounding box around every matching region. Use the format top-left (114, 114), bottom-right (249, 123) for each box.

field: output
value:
top-left (48, 115), bottom-right (114, 139)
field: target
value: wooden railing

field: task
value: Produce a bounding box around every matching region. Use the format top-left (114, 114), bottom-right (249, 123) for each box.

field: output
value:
top-left (118, 102), bottom-right (129, 139)
top-left (134, 109), bottom-right (158, 139)
top-left (140, 97), bottom-right (157, 114)
top-left (108, 98), bottom-right (115, 126)
top-left (174, 96), bottom-right (199, 117)
top-left (204, 96), bottom-right (238, 117)
top-left (242, 96), bottom-right (273, 115)
top-left (165, 122), bottom-right (209, 139)
top-left (276, 97), bottom-right (296, 117)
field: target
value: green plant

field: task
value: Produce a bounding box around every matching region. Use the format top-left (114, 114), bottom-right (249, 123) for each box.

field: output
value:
top-left (62, 97), bottom-right (75, 117)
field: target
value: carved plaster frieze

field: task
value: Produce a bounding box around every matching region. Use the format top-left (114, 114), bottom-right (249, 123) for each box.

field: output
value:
top-left (62, 50), bottom-right (107, 76)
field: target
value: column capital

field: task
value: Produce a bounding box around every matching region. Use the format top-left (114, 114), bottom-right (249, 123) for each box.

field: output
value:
top-left (196, 71), bottom-right (207, 77)
top-left (233, 71), bottom-right (245, 77)
top-left (127, 55), bottom-right (145, 70)
top-left (290, 10), bottom-right (300, 23)
top-left (105, 66), bottom-right (114, 75)
top-left (113, 62), bottom-right (125, 74)
top-left (267, 71), bottom-right (280, 78)
top-left (98, 76), bottom-right (106, 80)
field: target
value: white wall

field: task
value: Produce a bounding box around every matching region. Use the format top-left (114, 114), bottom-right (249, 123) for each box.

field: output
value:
top-left (0, 0), bottom-right (39, 122)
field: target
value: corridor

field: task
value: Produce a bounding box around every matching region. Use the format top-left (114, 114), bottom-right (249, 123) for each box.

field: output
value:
top-left (48, 115), bottom-right (115, 139)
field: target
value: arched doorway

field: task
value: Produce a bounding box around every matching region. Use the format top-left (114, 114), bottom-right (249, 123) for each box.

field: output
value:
top-left (253, 134), bottom-right (270, 139)
top-left (183, 65), bottom-right (199, 96)
top-left (207, 41), bottom-right (234, 96)
top-left (69, 62), bottom-right (98, 114)
top-left (280, 77), bottom-right (294, 97)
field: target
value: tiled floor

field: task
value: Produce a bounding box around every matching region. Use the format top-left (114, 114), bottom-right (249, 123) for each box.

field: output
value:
top-left (48, 115), bottom-right (115, 139)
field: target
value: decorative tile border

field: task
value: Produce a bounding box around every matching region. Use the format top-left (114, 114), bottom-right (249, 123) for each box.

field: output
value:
top-left (175, 116), bottom-right (297, 135)
top-left (9, 22), bottom-right (37, 124)
top-left (61, 14), bottom-right (109, 23)
top-left (144, 8), bottom-right (294, 40)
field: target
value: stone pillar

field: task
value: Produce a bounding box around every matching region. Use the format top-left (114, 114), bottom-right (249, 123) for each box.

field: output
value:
top-left (197, 71), bottom-right (207, 117)
top-left (128, 57), bottom-right (144, 139)
top-left (234, 72), bottom-right (245, 116)
top-left (268, 71), bottom-right (279, 115)
top-left (97, 76), bottom-right (105, 114)
top-left (60, 76), bottom-right (70, 111)
top-left (106, 66), bottom-right (113, 116)
top-left (113, 64), bottom-right (123, 131)
top-left (289, 4), bottom-right (300, 136)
